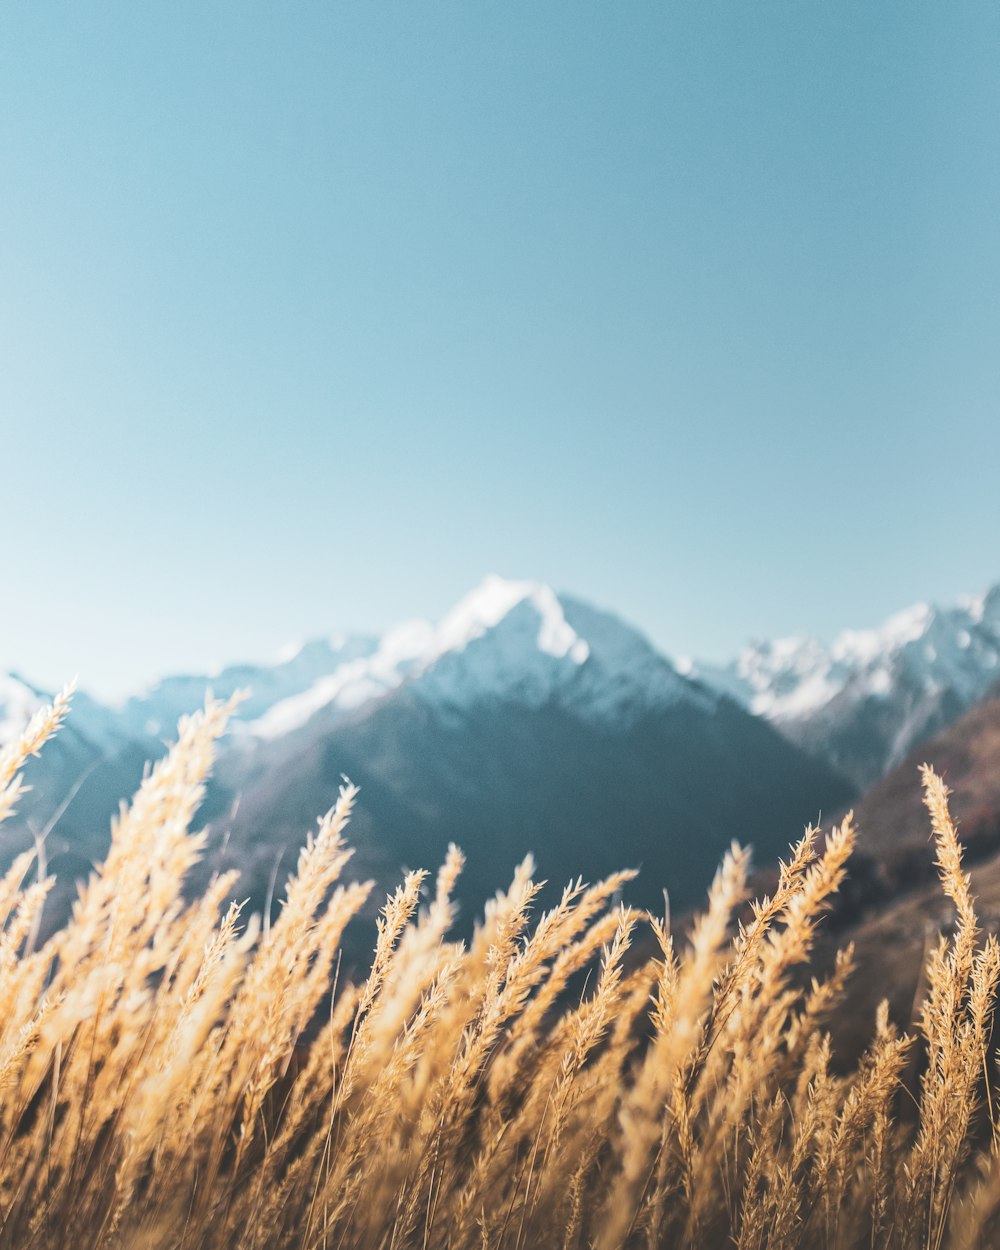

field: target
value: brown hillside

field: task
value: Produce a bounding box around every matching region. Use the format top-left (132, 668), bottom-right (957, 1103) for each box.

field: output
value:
top-left (807, 690), bottom-right (1000, 1058)
top-left (852, 687), bottom-right (1000, 859)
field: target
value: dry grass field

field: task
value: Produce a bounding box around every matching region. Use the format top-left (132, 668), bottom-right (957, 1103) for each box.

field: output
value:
top-left (1, 689), bottom-right (999, 1249)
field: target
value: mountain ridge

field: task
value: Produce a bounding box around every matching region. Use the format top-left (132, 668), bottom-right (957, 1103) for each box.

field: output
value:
top-left (686, 583), bottom-right (1000, 788)
top-left (0, 574), bottom-right (855, 941)
top-left (5, 575), bottom-right (1000, 802)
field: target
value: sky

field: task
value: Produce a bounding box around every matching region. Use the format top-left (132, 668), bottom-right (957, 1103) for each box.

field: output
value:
top-left (1, 2), bottom-right (999, 698)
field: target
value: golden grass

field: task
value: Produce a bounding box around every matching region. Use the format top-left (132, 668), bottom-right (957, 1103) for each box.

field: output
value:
top-left (1, 692), bottom-right (1000, 1248)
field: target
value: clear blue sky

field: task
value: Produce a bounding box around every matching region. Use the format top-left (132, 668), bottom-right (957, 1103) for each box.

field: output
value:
top-left (1, 3), bottom-right (999, 697)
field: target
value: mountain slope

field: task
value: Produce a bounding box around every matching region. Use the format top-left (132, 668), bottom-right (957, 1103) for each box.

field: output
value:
top-left (216, 689), bottom-right (852, 926)
top-left (849, 683), bottom-right (1000, 863)
top-left (791, 688), bottom-right (1000, 1059)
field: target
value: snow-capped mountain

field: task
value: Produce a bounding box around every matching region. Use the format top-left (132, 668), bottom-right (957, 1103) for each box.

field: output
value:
top-left (1, 576), bottom-right (707, 753)
top-left (250, 576), bottom-right (711, 741)
top-left (6, 575), bottom-right (1000, 808)
top-left (687, 585), bottom-right (1000, 789)
top-left (203, 576), bottom-right (850, 930)
top-left (8, 572), bottom-right (1000, 955)
top-left (0, 576), bottom-right (854, 938)
top-left (113, 632), bottom-right (381, 744)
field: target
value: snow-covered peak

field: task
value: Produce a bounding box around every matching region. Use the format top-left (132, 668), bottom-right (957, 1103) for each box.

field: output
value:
top-left (0, 578), bottom-right (625, 753)
top-left (100, 633), bottom-right (380, 745)
top-left (429, 576), bottom-right (590, 665)
top-left (12, 576), bottom-right (999, 782)
top-left (251, 619), bottom-right (435, 739)
top-left (250, 576), bottom-right (702, 740)
top-left (691, 586), bottom-right (1000, 733)
top-left (831, 602), bottom-right (934, 668)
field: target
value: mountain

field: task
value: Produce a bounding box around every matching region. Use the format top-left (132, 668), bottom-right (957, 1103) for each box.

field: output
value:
top-left (246, 577), bottom-right (702, 739)
top-left (201, 579), bottom-right (855, 929)
top-left (0, 576), bottom-right (854, 938)
top-left (687, 585), bottom-right (1000, 790)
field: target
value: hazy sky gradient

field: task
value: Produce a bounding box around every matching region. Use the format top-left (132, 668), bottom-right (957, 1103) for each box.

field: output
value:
top-left (2, 3), bottom-right (999, 697)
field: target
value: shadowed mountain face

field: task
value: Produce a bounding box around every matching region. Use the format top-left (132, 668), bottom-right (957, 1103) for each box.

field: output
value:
top-left (204, 685), bottom-right (855, 935)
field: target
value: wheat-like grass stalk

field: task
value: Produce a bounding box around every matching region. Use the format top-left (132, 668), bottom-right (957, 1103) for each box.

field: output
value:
top-left (1, 694), bottom-right (999, 1249)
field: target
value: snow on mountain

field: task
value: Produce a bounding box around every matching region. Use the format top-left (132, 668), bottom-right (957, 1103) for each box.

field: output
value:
top-left (250, 620), bottom-right (433, 739)
top-left (688, 584), bottom-right (1000, 787)
top-left (0, 633), bottom-right (382, 758)
top-left (105, 633), bottom-right (379, 745)
top-left (428, 576), bottom-right (589, 665)
top-left (417, 580), bottom-right (705, 720)
top-left (4, 574), bottom-right (698, 753)
top-left (0, 674), bottom-right (46, 746)
top-left (250, 575), bottom-right (711, 740)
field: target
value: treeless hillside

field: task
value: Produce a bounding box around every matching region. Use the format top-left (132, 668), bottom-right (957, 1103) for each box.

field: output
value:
top-left (746, 688), bottom-right (1000, 926)
top-left (851, 685), bottom-right (1000, 860)
top-left (804, 688), bottom-right (1000, 1059)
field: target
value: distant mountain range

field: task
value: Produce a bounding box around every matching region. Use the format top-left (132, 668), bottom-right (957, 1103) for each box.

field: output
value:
top-left (3, 575), bottom-right (999, 937)
top-left (0, 577), bottom-right (851, 931)
top-left (687, 585), bottom-right (1000, 790)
